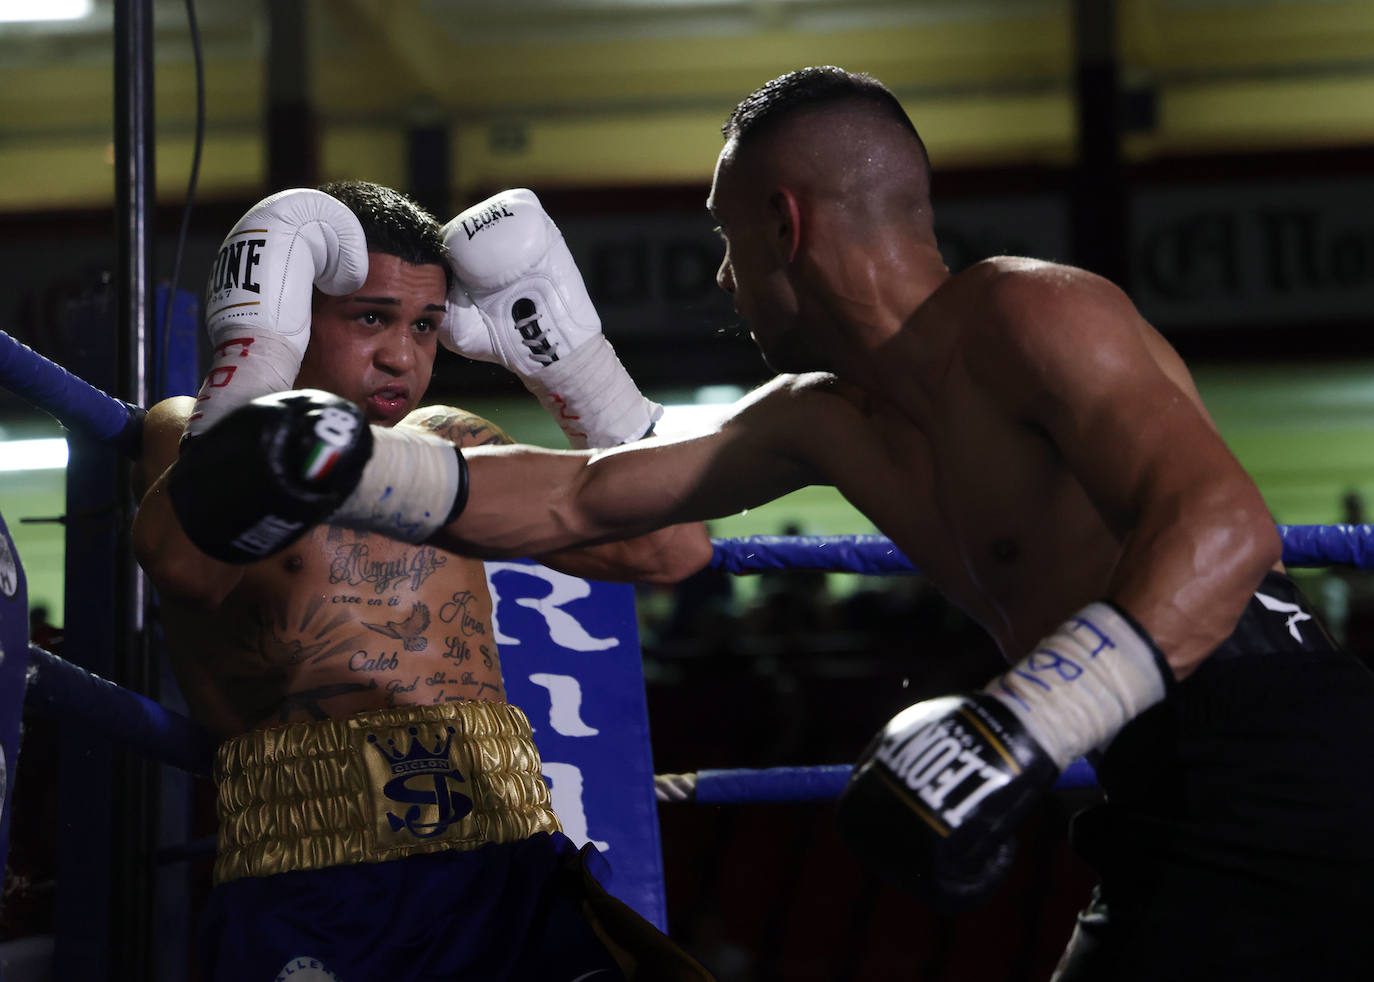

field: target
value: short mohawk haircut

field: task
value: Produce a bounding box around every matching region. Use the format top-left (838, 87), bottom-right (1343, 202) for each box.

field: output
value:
top-left (722, 66), bottom-right (921, 150)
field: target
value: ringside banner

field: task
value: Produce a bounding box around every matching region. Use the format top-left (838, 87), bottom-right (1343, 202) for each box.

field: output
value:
top-left (486, 560), bottom-right (667, 931)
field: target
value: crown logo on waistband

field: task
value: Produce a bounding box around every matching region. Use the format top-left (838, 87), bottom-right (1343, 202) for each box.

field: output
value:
top-left (368, 725), bottom-right (457, 776)
top-left (366, 724), bottom-right (473, 839)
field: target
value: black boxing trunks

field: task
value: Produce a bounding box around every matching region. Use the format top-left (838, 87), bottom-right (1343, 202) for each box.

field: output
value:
top-left (1054, 572), bottom-right (1374, 981)
top-left (200, 702), bottom-right (714, 981)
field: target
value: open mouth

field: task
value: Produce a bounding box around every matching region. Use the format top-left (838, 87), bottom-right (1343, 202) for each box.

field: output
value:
top-left (368, 387), bottom-right (409, 420)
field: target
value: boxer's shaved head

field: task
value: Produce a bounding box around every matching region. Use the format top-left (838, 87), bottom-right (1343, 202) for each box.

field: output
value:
top-left (706, 67), bottom-right (941, 373)
top-left (720, 66), bottom-right (933, 239)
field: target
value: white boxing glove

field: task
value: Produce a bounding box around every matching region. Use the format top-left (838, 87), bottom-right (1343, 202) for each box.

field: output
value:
top-left (441, 188), bottom-right (662, 449)
top-left (183, 188), bottom-right (369, 441)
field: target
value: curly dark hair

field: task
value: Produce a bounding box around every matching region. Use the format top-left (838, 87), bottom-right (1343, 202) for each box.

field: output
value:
top-left (316, 180), bottom-right (453, 292)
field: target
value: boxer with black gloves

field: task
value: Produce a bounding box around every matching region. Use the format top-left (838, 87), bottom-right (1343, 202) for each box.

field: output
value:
top-left (837, 602), bottom-right (1168, 910)
top-left (177, 70), bottom-right (1374, 978)
top-left (133, 180), bottom-right (715, 982)
top-left (169, 388), bottom-right (464, 564)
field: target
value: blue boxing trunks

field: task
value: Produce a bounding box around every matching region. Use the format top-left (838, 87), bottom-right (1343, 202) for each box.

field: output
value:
top-left (199, 701), bottom-right (713, 982)
top-left (1054, 572), bottom-right (1374, 981)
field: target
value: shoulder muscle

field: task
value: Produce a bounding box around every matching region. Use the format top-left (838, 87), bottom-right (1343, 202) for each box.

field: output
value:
top-left (135, 396), bottom-right (197, 495)
top-left (964, 261), bottom-right (1155, 412)
top-left (399, 405), bottom-right (513, 448)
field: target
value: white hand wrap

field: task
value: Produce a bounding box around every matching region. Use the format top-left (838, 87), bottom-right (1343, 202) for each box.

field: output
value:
top-left (519, 334), bottom-right (663, 449)
top-left (983, 602), bottom-right (1170, 771)
top-left (186, 188), bottom-right (368, 439)
top-left (329, 426), bottom-right (462, 543)
top-left (441, 188), bottom-right (662, 448)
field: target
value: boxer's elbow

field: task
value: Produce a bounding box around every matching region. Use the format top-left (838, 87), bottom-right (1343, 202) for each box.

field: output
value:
top-left (653, 524), bottom-right (716, 584)
top-left (1209, 471), bottom-right (1282, 572)
top-left (619, 523), bottom-right (715, 585)
top-left (1164, 468), bottom-right (1280, 579)
top-left (1235, 501), bottom-right (1283, 579)
top-left (133, 503), bottom-right (240, 611)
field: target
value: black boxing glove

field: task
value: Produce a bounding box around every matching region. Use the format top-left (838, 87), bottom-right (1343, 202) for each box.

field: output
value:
top-left (837, 693), bottom-right (1053, 911)
top-left (169, 389), bottom-right (373, 563)
top-left (838, 602), bottom-right (1171, 910)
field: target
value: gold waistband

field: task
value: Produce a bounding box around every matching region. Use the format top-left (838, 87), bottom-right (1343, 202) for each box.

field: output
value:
top-left (214, 701), bottom-right (561, 884)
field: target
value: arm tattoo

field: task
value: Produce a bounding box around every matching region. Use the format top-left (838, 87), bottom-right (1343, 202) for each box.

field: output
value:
top-left (403, 406), bottom-right (513, 449)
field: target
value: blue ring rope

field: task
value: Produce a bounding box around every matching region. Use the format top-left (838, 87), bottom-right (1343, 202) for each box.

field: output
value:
top-left (26, 644), bottom-right (215, 778)
top-left (710, 525), bottom-right (1374, 574)
top-left (0, 329), bottom-right (144, 454)
top-left (694, 757), bottom-right (1101, 804)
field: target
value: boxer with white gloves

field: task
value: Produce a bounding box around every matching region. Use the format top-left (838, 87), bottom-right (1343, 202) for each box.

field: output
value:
top-left (442, 189), bottom-right (662, 450)
top-left (184, 188), bottom-right (368, 441)
top-left (137, 180), bottom-right (716, 981)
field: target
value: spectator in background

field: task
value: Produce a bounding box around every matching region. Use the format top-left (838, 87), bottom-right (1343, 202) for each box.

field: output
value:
top-left (1319, 489), bottom-right (1374, 664)
top-left (751, 522), bottom-right (834, 639)
top-left (28, 604), bottom-right (61, 652)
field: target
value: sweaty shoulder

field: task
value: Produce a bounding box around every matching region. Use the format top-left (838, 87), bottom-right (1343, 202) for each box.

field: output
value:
top-left (945, 258), bottom-right (1202, 440)
top-left (955, 257), bottom-right (1130, 319)
top-left (397, 405), bottom-right (513, 448)
top-left (754, 371), bottom-right (869, 412)
top-left (739, 372), bottom-right (871, 436)
top-left (727, 373), bottom-right (878, 487)
top-left (950, 258), bottom-right (1148, 372)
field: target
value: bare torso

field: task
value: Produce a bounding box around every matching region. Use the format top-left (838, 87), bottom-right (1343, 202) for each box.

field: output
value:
top-left (155, 405), bottom-right (511, 739)
top-left (161, 523), bottom-right (503, 737)
top-left (799, 257), bottom-right (1257, 659)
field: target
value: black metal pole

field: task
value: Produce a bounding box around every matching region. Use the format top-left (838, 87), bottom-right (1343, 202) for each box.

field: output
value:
top-left (1071, 0), bottom-right (1130, 288)
top-left (267, 0), bottom-right (318, 189)
top-left (112, 0), bottom-right (157, 976)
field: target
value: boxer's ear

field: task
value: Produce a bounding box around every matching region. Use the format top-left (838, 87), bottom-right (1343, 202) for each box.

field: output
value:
top-left (770, 187), bottom-right (802, 263)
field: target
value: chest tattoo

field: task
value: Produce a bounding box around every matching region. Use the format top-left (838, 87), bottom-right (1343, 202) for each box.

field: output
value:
top-left (438, 590), bottom-right (488, 636)
top-left (362, 601), bottom-right (431, 651)
top-left (328, 543), bottom-right (448, 594)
